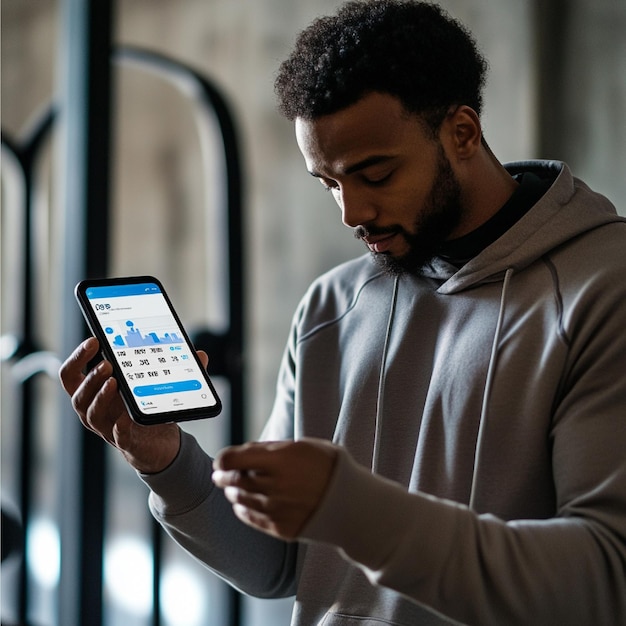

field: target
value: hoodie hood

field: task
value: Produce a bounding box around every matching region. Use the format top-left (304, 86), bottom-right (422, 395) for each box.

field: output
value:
top-left (424, 160), bottom-right (624, 294)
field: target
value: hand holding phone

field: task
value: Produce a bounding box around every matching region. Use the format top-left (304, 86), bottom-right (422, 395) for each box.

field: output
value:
top-left (75, 276), bottom-right (222, 425)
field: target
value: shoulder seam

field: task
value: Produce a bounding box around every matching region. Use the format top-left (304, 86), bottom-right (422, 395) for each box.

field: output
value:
top-left (297, 271), bottom-right (386, 344)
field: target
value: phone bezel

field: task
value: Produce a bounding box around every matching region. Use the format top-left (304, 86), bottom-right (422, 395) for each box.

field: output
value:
top-left (75, 275), bottom-right (222, 425)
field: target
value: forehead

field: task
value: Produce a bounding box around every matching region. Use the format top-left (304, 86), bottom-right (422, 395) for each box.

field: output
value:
top-left (294, 92), bottom-right (432, 175)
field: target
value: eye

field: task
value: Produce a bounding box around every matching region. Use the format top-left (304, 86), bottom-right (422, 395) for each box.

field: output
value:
top-left (364, 170), bottom-right (392, 186)
top-left (319, 178), bottom-right (339, 193)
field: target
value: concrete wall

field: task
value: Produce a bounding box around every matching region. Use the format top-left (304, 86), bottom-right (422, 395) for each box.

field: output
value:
top-left (3, 0), bottom-right (625, 438)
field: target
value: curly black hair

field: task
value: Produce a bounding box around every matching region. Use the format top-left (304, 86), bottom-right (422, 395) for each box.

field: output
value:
top-left (275, 0), bottom-right (488, 132)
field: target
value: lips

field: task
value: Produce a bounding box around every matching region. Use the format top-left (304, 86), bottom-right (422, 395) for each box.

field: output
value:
top-left (363, 232), bottom-right (397, 253)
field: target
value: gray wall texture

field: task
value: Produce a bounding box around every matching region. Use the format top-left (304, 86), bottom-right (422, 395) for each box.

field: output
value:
top-left (2, 0), bottom-right (625, 438)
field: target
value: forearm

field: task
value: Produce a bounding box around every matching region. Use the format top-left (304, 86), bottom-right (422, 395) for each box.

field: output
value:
top-left (300, 447), bottom-right (626, 626)
top-left (141, 431), bottom-right (298, 598)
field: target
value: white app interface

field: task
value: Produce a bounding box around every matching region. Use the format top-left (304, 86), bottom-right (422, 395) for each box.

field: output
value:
top-left (85, 283), bottom-right (218, 414)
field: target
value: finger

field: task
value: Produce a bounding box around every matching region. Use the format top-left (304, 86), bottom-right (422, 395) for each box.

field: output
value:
top-left (59, 337), bottom-right (100, 395)
top-left (212, 468), bottom-right (272, 493)
top-left (84, 376), bottom-right (126, 443)
top-left (232, 503), bottom-right (275, 534)
top-left (223, 485), bottom-right (270, 510)
top-left (224, 488), bottom-right (278, 527)
top-left (231, 503), bottom-right (297, 541)
top-left (196, 350), bottom-right (209, 369)
top-left (214, 441), bottom-right (287, 473)
top-left (70, 359), bottom-right (114, 419)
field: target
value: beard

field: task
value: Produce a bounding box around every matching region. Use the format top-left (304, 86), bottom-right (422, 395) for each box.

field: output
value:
top-left (354, 147), bottom-right (463, 276)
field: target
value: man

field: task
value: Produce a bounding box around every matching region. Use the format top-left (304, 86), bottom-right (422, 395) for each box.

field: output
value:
top-left (60, 1), bottom-right (626, 624)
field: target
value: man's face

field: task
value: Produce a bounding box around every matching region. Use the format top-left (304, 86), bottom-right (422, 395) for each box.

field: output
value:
top-left (295, 92), bottom-right (464, 275)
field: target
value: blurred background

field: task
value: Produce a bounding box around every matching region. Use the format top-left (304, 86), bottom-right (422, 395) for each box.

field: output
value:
top-left (1, 1), bottom-right (624, 625)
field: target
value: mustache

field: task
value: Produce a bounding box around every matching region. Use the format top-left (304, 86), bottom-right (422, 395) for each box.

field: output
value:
top-left (353, 225), bottom-right (402, 240)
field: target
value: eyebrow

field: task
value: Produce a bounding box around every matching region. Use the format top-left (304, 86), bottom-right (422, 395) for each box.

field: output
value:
top-left (309, 154), bottom-right (395, 179)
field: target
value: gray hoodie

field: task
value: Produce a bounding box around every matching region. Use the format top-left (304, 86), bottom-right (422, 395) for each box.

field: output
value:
top-left (143, 161), bottom-right (626, 625)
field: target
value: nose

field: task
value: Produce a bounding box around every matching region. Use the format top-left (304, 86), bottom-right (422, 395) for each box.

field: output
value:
top-left (335, 185), bottom-right (377, 228)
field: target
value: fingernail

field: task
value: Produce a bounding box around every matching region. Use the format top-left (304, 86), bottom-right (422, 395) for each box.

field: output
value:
top-left (224, 486), bottom-right (240, 501)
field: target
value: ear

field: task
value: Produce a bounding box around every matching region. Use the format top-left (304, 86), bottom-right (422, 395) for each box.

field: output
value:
top-left (439, 105), bottom-right (482, 160)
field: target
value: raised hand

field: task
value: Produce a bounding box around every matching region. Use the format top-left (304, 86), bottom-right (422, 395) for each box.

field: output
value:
top-left (212, 438), bottom-right (338, 540)
top-left (58, 337), bottom-right (206, 473)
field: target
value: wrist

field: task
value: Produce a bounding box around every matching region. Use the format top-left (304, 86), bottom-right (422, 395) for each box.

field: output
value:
top-left (129, 424), bottom-right (181, 474)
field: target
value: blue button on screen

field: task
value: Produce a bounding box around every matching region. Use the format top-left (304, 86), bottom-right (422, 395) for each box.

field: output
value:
top-left (133, 380), bottom-right (202, 396)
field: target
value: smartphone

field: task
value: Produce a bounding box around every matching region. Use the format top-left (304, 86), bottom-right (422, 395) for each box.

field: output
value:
top-left (75, 276), bottom-right (222, 425)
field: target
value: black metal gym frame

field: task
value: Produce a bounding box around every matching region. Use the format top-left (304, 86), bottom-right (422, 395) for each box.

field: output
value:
top-left (1, 2), bottom-right (245, 624)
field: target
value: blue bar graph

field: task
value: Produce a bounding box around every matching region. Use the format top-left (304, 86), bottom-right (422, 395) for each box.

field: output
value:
top-left (105, 319), bottom-right (184, 348)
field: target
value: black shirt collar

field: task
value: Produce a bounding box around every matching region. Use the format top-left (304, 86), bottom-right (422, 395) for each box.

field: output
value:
top-left (437, 172), bottom-right (551, 267)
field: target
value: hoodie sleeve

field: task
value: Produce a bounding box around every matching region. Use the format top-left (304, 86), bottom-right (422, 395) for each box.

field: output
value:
top-left (300, 439), bottom-right (626, 626)
top-left (140, 430), bottom-right (298, 598)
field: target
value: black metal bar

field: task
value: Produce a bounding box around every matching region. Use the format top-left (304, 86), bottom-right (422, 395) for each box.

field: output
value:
top-left (18, 148), bottom-right (35, 626)
top-left (56, 1), bottom-right (115, 624)
top-left (151, 520), bottom-right (163, 626)
top-left (3, 35), bottom-right (245, 626)
top-left (4, 130), bottom-right (35, 626)
top-left (2, 108), bottom-right (56, 626)
top-left (78, 0), bottom-right (114, 612)
top-left (114, 47), bottom-right (246, 626)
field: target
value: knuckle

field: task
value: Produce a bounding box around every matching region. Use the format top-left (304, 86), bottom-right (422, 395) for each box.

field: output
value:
top-left (70, 392), bottom-right (85, 418)
top-left (231, 470), bottom-right (246, 487)
top-left (83, 405), bottom-right (98, 430)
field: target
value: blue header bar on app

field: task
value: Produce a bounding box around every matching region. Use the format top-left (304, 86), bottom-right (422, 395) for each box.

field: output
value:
top-left (85, 283), bottom-right (161, 299)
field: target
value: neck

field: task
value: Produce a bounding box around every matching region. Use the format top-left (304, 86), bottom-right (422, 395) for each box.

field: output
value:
top-left (451, 143), bottom-right (518, 239)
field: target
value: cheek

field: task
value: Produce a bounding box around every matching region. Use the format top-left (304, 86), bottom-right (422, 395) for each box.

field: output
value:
top-left (385, 185), bottom-right (432, 227)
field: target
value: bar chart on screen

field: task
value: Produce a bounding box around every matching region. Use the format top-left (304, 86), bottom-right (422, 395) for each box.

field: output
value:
top-left (104, 318), bottom-right (185, 348)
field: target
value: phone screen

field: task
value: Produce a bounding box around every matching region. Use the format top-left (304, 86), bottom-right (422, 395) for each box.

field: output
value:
top-left (77, 278), bottom-right (221, 422)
